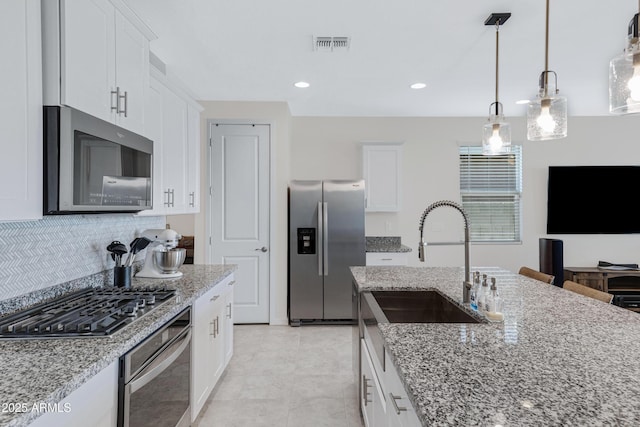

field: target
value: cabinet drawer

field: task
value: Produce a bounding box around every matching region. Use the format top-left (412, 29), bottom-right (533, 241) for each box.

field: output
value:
top-left (572, 273), bottom-right (605, 291)
top-left (366, 252), bottom-right (408, 266)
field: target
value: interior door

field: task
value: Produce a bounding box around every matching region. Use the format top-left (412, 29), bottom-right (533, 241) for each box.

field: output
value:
top-left (209, 123), bottom-right (270, 324)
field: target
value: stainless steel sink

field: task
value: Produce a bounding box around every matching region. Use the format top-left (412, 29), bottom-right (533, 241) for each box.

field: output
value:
top-left (370, 290), bottom-right (482, 323)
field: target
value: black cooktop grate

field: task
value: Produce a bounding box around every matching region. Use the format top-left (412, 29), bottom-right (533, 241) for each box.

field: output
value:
top-left (0, 287), bottom-right (175, 338)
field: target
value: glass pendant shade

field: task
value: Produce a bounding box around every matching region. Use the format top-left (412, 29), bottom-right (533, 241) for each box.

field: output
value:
top-left (482, 103), bottom-right (511, 155)
top-left (610, 43), bottom-right (640, 114)
top-left (527, 73), bottom-right (567, 141)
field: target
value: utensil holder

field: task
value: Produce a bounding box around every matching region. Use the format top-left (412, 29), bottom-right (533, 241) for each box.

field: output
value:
top-left (114, 266), bottom-right (132, 288)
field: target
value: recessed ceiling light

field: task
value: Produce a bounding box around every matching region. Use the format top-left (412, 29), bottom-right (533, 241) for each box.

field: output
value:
top-left (516, 99), bottom-right (530, 105)
top-left (410, 82), bottom-right (427, 89)
top-left (294, 81), bottom-right (310, 88)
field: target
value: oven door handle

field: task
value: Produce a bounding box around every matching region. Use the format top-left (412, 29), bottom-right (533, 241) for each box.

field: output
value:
top-left (129, 328), bottom-right (191, 394)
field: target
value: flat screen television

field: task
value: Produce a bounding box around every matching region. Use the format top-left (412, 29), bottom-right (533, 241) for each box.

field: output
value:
top-left (547, 166), bottom-right (640, 234)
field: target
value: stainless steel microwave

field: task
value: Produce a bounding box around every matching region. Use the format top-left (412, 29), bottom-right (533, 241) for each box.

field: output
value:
top-left (44, 106), bottom-right (153, 214)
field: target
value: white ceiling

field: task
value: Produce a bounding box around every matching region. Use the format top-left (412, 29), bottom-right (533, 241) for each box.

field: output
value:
top-left (125, 0), bottom-right (637, 117)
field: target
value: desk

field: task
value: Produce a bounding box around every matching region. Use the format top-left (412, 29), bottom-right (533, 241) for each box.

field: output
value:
top-left (564, 266), bottom-right (640, 311)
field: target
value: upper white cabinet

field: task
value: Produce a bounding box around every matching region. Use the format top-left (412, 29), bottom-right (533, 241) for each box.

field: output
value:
top-left (0, 0), bottom-right (43, 221)
top-left (362, 142), bottom-right (403, 212)
top-left (139, 64), bottom-right (202, 216)
top-left (42, 0), bottom-right (155, 137)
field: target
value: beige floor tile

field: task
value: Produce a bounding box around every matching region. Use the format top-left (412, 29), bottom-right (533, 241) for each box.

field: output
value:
top-left (287, 397), bottom-right (349, 427)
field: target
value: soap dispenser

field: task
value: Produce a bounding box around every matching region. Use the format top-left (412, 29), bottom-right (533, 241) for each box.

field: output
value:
top-left (470, 271), bottom-right (481, 311)
top-left (486, 277), bottom-right (504, 321)
top-left (477, 274), bottom-right (489, 312)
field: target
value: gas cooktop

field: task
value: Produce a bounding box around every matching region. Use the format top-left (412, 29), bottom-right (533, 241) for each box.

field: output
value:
top-left (0, 287), bottom-right (175, 339)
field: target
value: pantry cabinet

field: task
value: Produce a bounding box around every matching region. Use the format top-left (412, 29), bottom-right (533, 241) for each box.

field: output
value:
top-left (191, 275), bottom-right (235, 422)
top-left (42, 0), bottom-right (155, 137)
top-left (0, 0), bottom-right (43, 221)
top-left (139, 66), bottom-right (202, 216)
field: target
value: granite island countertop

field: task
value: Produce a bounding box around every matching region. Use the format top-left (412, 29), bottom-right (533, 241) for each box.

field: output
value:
top-left (365, 236), bottom-right (412, 253)
top-left (350, 266), bottom-right (640, 426)
top-left (0, 264), bottom-right (236, 427)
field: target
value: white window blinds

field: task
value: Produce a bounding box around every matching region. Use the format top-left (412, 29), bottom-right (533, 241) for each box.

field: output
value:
top-left (459, 145), bottom-right (522, 242)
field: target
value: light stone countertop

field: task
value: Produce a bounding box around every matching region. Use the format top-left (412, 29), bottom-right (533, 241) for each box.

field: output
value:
top-left (0, 264), bottom-right (236, 427)
top-left (365, 236), bottom-right (412, 253)
top-left (350, 266), bottom-right (640, 426)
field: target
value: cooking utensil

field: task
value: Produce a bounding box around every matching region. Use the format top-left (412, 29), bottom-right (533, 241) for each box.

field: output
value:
top-left (153, 248), bottom-right (186, 273)
top-left (107, 241), bottom-right (128, 267)
top-left (125, 237), bottom-right (152, 267)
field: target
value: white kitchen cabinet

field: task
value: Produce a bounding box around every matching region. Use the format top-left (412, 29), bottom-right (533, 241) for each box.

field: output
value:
top-left (385, 349), bottom-right (421, 427)
top-left (362, 142), bottom-right (403, 212)
top-left (366, 252), bottom-right (409, 266)
top-left (28, 360), bottom-right (118, 427)
top-left (139, 66), bottom-right (202, 216)
top-left (42, 0), bottom-right (154, 137)
top-left (361, 340), bottom-right (386, 427)
top-left (223, 281), bottom-right (235, 364)
top-left (0, 0), bottom-right (43, 221)
top-left (191, 274), bottom-right (234, 422)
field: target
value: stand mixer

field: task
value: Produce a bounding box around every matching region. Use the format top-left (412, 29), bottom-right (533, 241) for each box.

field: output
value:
top-left (135, 229), bottom-right (185, 279)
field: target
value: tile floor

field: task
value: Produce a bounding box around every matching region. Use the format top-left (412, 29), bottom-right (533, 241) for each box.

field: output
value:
top-left (194, 324), bottom-right (364, 427)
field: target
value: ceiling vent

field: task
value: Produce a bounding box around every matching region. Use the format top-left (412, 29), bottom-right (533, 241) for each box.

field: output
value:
top-left (313, 36), bottom-right (350, 52)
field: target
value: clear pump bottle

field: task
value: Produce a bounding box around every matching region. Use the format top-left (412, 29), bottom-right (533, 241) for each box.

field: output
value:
top-left (477, 274), bottom-right (489, 312)
top-left (486, 277), bottom-right (504, 321)
top-left (470, 271), bottom-right (481, 311)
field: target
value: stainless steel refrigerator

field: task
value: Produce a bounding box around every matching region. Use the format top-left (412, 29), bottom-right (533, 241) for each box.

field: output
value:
top-left (288, 180), bottom-right (365, 325)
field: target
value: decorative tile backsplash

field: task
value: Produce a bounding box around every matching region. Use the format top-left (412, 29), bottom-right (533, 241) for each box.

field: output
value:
top-left (0, 215), bottom-right (165, 301)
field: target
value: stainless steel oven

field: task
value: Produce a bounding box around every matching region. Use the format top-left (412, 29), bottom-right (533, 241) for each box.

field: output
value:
top-left (118, 307), bottom-right (191, 427)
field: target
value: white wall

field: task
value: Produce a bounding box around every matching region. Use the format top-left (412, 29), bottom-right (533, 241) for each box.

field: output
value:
top-left (291, 115), bottom-right (640, 273)
top-left (193, 101), bottom-right (291, 325)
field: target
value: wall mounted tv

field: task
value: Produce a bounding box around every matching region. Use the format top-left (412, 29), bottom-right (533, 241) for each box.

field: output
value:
top-left (547, 166), bottom-right (640, 234)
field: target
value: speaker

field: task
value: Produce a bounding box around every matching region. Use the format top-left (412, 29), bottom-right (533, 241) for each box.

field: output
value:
top-left (539, 238), bottom-right (563, 287)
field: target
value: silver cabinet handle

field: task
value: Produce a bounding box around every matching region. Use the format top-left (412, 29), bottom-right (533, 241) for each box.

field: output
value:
top-left (362, 375), bottom-right (372, 406)
top-left (110, 87), bottom-right (120, 114)
top-left (226, 303), bottom-right (232, 319)
top-left (390, 393), bottom-right (407, 414)
top-left (170, 189), bottom-right (175, 207)
top-left (189, 192), bottom-right (195, 207)
top-left (214, 316), bottom-right (220, 336)
top-left (121, 90), bottom-right (128, 117)
top-left (209, 320), bottom-right (214, 337)
top-left (255, 247), bottom-right (268, 252)
top-left (164, 189), bottom-right (171, 207)
top-left (210, 295), bottom-right (220, 302)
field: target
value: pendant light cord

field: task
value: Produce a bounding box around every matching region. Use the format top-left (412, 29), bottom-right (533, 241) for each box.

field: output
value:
top-left (543, 0), bottom-right (550, 97)
top-left (495, 21), bottom-right (500, 115)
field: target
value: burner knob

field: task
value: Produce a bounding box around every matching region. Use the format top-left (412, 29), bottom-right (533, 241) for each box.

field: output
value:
top-left (124, 303), bottom-right (138, 317)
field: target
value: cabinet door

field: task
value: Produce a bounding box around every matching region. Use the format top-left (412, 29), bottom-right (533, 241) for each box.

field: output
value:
top-left (223, 283), bottom-right (235, 365)
top-left (28, 361), bottom-right (117, 427)
top-left (0, 0), bottom-right (42, 221)
top-left (366, 253), bottom-right (409, 266)
top-left (113, 10), bottom-right (148, 136)
top-left (61, 0), bottom-right (116, 123)
top-left (360, 340), bottom-right (385, 427)
top-left (385, 350), bottom-right (421, 427)
top-left (137, 77), bottom-right (166, 216)
top-left (185, 104), bottom-right (201, 213)
top-left (191, 286), bottom-right (215, 421)
top-left (362, 143), bottom-right (403, 212)
top-left (162, 87), bottom-right (188, 213)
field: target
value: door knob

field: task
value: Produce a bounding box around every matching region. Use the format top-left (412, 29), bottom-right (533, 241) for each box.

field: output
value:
top-left (255, 247), bottom-right (268, 252)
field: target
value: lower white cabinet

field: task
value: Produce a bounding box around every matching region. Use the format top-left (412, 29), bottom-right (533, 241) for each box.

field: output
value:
top-left (384, 349), bottom-right (421, 427)
top-left (366, 252), bottom-right (409, 266)
top-left (360, 340), bottom-right (386, 427)
top-left (191, 274), bottom-right (235, 422)
top-left (28, 361), bottom-right (118, 427)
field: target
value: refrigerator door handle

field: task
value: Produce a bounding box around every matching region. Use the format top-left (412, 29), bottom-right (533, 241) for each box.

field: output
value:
top-left (323, 202), bottom-right (329, 276)
top-left (318, 202), bottom-right (323, 276)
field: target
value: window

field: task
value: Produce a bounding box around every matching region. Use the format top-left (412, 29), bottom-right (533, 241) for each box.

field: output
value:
top-left (459, 145), bottom-right (522, 243)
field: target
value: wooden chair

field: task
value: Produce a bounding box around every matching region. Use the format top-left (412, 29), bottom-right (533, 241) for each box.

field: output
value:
top-left (518, 266), bottom-right (555, 285)
top-left (563, 280), bottom-right (614, 304)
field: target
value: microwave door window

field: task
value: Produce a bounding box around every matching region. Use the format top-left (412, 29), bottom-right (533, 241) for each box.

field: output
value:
top-left (74, 131), bottom-right (152, 207)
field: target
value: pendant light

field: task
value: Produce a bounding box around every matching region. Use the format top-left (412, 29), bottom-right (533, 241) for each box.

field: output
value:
top-left (482, 13), bottom-right (512, 155)
top-left (609, 1), bottom-right (640, 114)
top-left (527, 0), bottom-right (567, 141)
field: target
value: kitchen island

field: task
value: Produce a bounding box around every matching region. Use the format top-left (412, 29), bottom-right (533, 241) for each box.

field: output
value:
top-left (0, 264), bottom-right (236, 427)
top-left (351, 266), bottom-right (640, 426)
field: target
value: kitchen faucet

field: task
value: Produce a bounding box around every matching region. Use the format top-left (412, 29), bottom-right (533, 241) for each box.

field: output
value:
top-left (418, 200), bottom-right (472, 303)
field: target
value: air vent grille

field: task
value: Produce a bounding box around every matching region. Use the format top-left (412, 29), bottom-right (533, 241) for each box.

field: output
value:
top-left (313, 36), bottom-right (350, 51)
